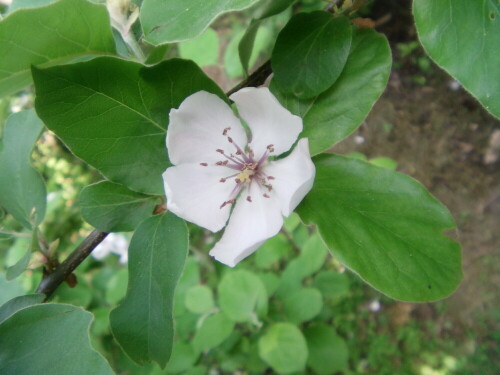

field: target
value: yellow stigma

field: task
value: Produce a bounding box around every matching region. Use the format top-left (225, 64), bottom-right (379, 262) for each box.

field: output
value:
top-left (237, 171), bottom-right (252, 183)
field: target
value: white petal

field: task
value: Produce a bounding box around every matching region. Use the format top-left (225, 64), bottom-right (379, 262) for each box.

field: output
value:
top-left (262, 138), bottom-right (315, 216)
top-left (163, 163), bottom-right (237, 232)
top-left (230, 87), bottom-right (302, 158)
top-left (209, 186), bottom-right (283, 267)
top-left (167, 91), bottom-right (248, 165)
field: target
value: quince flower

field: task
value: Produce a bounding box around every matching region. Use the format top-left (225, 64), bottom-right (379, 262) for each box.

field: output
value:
top-left (163, 87), bottom-right (315, 266)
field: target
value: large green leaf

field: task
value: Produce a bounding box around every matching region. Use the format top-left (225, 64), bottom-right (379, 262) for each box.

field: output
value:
top-left (0, 294), bottom-right (44, 324)
top-left (80, 181), bottom-right (158, 232)
top-left (270, 28), bottom-right (391, 155)
top-left (272, 12), bottom-right (352, 98)
top-left (33, 57), bottom-right (225, 194)
top-left (141, 0), bottom-right (261, 44)
top-left (0, 304), bottom-right (114, 375)
top-left (297, 154), bottom-right (462, 302)
top-left (0, 0), bottom-right (115, 97)
top-left (414, 0), bottom-right (500, 118)
top-left (0, 110), bottom-right (46, 229)
top-left (110, 213), bottom-right (188, 368)
top-left (258, 322), bottom-right (308, 374)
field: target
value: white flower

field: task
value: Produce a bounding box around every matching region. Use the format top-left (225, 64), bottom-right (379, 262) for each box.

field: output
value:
top-left (163, 87), bottom-right (315, 267)
top-left (92, 233), bottom-right (129, 264)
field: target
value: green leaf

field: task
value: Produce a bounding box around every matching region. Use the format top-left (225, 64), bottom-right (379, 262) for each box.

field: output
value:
top-left (0, 0), bottom-right (115, 96)
top-left (297, 154), bottom-right (462, 301)
top-left (272, 12), bottom-right (352, 99)
top-left (313, 271), bottom-right (350, 300)
top-left (110, 213), bottom-right (188, 368)
top-left (7, 0), bottom-right (56, 13)
top-left (192, 312), bottom-right (235, 352)
top-left (282, 287), bottom-right (323, 324)
top-left (0, 273), bottom-right (24, 306)
top-left (369, 156), bottom-right (397, 170)
top-left (254, 233), bottom-right (291, 269)
top-left (258, 322), bottom-right (308, 374)
top-left (165, 341), bottom-right (199, 374)
top-left (0, 110), bottom-right (46, 229)
top-left (80, 181), bottom-right (158, 232)
top-left (218, 270), bottom-right (268, 323)
top-left (0, 294), bottom-right (44, 324)
top-left (105, 267), bottom-right (128, 305)
top-left (179, 28), bottom-right (220, 67)
top-left (33, 57), bottom-right (225, 194)
top-left (6, 228), bottom-right (38, 280)
top-left (305, 324), bottom-right (348, 375)
top-left (271, 28), bottom-right (391, 155)
top-left (414, 0), bottom-right (500, 118)
top-left (0, 304), bottom-right (114, 375)
top-left (238, 19), bottom-right (262, 75)
top-left (256, 0), bottom-right (297, 19)
top-left (184, 285), bottom-right (214, 314)
top-left (141, 0), bottom-right (261, 44)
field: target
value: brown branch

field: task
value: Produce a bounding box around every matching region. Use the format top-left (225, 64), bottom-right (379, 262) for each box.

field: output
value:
top-left (226, 60), bottom-right (273, 97)
top-left (36, 230), bottom-right (108, 300)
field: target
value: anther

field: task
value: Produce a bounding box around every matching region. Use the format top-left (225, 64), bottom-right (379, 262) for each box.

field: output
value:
top-left (220, 178), bottom-right (226, 183)
top-left (200, 162), bottom-right (208, 167)
top-left (216, 160), bottom-right (229, 166)
top-left (246, 196), bottom-right (252, 202)
top-left (267, 185), bottom-right (273, 191)
top-left (267, 144), bottom-right (275, 152)
top-left (216, 149), bottom-right (224, 154)
top-left (263, 193), bottom-right (270, 198)
top-left (223, 127), bottom-right (231, 136)
top-left (227, 137), bottom-right (233, 143)
top-left (235, 178), bottom-right (241, 183)
top-left (267, 176), bottom-right (275, 180)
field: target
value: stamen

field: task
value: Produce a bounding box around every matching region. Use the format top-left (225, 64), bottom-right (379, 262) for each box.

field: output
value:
top-left (223, 127), bottom-right (231, 136)
top-left (267, 184), bottom-right (273, 191)
top-left (200, 162), bottom-right (208, 167)
top-left (267, 176), bottom-right (275, 180)
top-left (263, 193), bottom-right (270, 198)
top-left (267, 144), bottom-right (275, 152)
top-left (220, 178), bottom-right (226, 183)
top-left (246, 196), bottom-right (252, 202)
top-left (216, 160), bottom-right (229, 166)
top-left (216, 149), bottom-right (224, 154)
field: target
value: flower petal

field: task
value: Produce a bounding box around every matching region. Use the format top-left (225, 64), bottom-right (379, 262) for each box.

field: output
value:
top-left (167, 91), bottom-right (248, 165)
top-left (209, 186), bottom-right (283, 267)
top-left (229, 87), bottom-right (302, 158)
top-left (163, 163), bottom-right (236, 232)
top-left (262, 138), bottom-right (315, 216)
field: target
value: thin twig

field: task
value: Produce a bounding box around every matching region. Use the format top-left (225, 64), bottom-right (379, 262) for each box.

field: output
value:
top-left (36, 230), bottom-right (108, 300)
top-left (227, 60), bottom-right (273, 97)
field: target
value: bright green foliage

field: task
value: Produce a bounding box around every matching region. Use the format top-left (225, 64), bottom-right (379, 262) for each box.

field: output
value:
top-left (184, 285), bottom-right (214, 314)
top-left (0, 304), bottom-right (114, 375)
top-left (238, 20), bottom-right (262, 75)
top-left (0, 294), bottom-right (44, 324)
top-left (218, 270), bottom-right (268, 323)
top-left (282, 287), bottom-right (323, 324)
top-left (414, 0), bottom-right (500, 118)
top-left (256, 0), bottom-right (297, 19)
top-left (80, 181), bottom-right (158, 232)
top-left (7, 0), bottom-right (56, 13)
top-left (192, 312), bottom-right (235, 352)
top-left (33, 57), bottom-right (225, 194)
top-left (0, 0), bottom-right (115, 96)
top-left (272, 12), bottom-right (352, 98)
top-left (258, 322), bottom-right (308, 373)
top-left (105, 268), bottom-right (128, 305)
top-left (166, 341), bottom-right (199, 373)
top-left (0, 110), bottom-right (46, 229)
top-left (297, 154), bottom-right (462, 302)
top-left (141, 0), bottom-right (261, 44)
top-left (305, 324), bottom-right (348, 375)
top-left (254, 233), bottom-right (291, 269)
top-left (314, 271), bottom-right (350, 300)
top-left (271, 28), bottom-right (391, 155)
top-left (178, 28), bottom-right (220, 67)
top-left (110, 213), bottom-right (188, 368)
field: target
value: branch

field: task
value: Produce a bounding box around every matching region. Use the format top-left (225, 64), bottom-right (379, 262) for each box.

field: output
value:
top-left (36, 230), bottom-right (108, 300)
top-left (227, 60), bottom-right (272, 97)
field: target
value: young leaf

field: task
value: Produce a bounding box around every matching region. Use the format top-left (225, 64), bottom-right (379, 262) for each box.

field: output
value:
top-left (238, 19), bottom-right (262, 75)
top-left (414, 0), bottom-right (500, 118)
top-left (141, 0), bottom-right (261, 44)
top-left (282, 287), bottom-right (323, 324)
top-left (0, 304), bottom-right (114, 375)
top-left (184, 285), bottom-right (214, 314)
top-left (0, 0), bottom-right (115, 96)
top-left (179, 28), bottom-right (220, 67)
top-left (270, 28), bottom-right (391, 155)
top-left (33, 57), bottom-right (225, 194)
top-left (192, 312), bottom-right (235, 352)
top-left (110, 213), bottom-right (188, 368)
top-left (0, 110), bottom-right (46, 229)
top-left (80, 181), bottom-right (158, 232)
top-left (0, 294), bottom-right (44, 324)
top-left (297, 154), bottom-right (462, 302)
top-left (256, 0), bottom-right (297, 19)
top-left (305, 324), bottom-right (348, 375)
top-left (258, 322), bottom-right (308, 374)
top-left (272, 12), bottom-right (352, 99)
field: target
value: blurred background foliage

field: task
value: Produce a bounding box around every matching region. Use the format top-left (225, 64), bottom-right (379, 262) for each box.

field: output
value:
top-left (0, 0), bottom-right (498, 374)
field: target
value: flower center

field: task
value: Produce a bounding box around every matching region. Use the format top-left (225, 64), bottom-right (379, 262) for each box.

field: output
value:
top-left (199, 127), bottom-right (275, 208)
